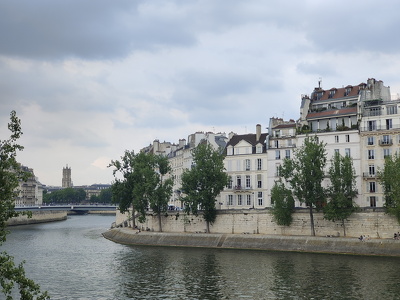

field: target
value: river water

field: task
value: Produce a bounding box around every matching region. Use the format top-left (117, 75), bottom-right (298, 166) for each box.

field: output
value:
top-left (3, 214), bottom-right (400, 300)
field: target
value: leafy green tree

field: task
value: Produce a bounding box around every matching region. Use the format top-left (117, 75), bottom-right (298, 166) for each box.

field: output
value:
top-left (270, 180), bottom-right (295, 226)
top-left (378, 152), bottom-right (400, 223)
top-left (98, 188), bottom-right (112, 204)
top-left (110, 151), bottom-right (171, 229)
top-left (323, 152), bottom-right (357, 236)
top-left (279, 136), bottom-right (327, 236)
top-left (148, 155), bottom-right (173, 232)
top-left (0, 111), bottom-right (49, 299)
top-left (181, 143), bottom-right (229, 233)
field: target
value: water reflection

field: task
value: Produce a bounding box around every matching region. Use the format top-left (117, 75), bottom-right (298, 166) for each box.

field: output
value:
top-left (4, 216), bottom-right (400, 299)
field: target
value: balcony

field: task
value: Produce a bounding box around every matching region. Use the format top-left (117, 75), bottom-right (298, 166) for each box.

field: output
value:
top-left (363, 172), bottom-right (376, 178)
top-left (379, 139), bottom-right (393, 146)
top-left (234, 186), bottom-right (252, 193)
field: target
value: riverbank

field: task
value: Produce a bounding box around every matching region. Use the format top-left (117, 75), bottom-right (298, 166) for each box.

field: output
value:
top-left (7, 211), bottom-right (68, 226)
top-left (102, 228), bottom-right (400, 257)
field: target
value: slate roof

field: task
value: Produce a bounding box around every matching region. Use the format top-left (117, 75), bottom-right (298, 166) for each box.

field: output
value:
top-left (225, 133), bottom-right (268, 154)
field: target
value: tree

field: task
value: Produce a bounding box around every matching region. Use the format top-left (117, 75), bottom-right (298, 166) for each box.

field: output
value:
top-left (323, 152), bottom-right (357, 236)
top-left (181, 143), bottom-right (229, 233)
top-left (110, 151), bottom-right (152, 226)
top-left (148, 155), bottom-right (173, 232)
top-left (270, 180), bottom-right (295, 226)
top-left (0, 111), bottom-right (49, 299)
top-left (279, 136), bottom-right (327, 236)
top-left (378, 152), bottom-right (400, 223)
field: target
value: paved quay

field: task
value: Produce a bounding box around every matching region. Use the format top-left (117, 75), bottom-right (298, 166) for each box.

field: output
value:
top-left (102, 228), bottom-right (400, 257)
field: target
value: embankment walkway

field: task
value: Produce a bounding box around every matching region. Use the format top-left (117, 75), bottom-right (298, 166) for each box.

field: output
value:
top-left (102, 228), bottom-right (400, 257)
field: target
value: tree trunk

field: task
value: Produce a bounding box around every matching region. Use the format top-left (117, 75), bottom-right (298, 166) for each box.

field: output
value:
top-left (309, 206), bottom-right (315, 236)
top-left (206, 221), bottom-right (210, 233)
top-left (342, 219), bottom-right (346, 237)
top-left (158, 212), bottom-right (162, 232)
top-left (131, 207), bottom-right (136, 228)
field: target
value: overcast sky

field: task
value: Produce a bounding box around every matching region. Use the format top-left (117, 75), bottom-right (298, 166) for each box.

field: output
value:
top-left (1, 0), bottom-right (400, 187)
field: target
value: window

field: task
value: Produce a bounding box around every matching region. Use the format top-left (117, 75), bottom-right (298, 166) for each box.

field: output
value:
top-left (384, 148), bottom-right (391, 158)
top-left (345, 148), bottom-right (351, 157)
top-left (367, 136), bottom-right (374, 145)
top-left (334, 149), bottom-right (339, 154)
top-left (346, 135), bottom-right (350, 142)
top-left (227, 178), bottom-right (233, 189)
top-left (369, 182), bottom-right (376, 193)
top-left (382, 135), bottom-right (391, 145)
top-left (285, 150), bottom-right (290, 159)
top-left (256, 146), bottom-right (262, 153)
top-left (245, 159), bottom-right (251, 171)
top-left (368, 120), bottom-right (376, 131)
top-left (257, 158), bottom-right (262, 170)
top-left (335, 135), bottom-right (339, 143)
top-left (368, 150), bottom-right (375, 159)
top-left (245, 175), bottom-right (251, 188)
top-left (275, 130), bottom-right (280, 138)
top-left (236, 176), bottom-right (241, 188)
top-left (237, 195), bottom-right (242, 206)
top-left (276, 165), bottom-right (281, 177)
top-left (246, 194), bottom-right (251, 206)
top-left (257, 174), bottom-right (262, 188)
top-left (386, 119), bottom-right (393, 130)
top-left (275, 140), bottom-right (279, 148)
top-left (387, 106), bottom-right (397, 115)
top-left (275, 150), bottom-right (281, 160)
top-left (228, 195), bottom-right (233, 206)
top-left (258, 192), bottom-right (263, 206)
top-left (370, 196), bottom-right (376, 207)
top-left (369, 165), bottom-right (375, 175)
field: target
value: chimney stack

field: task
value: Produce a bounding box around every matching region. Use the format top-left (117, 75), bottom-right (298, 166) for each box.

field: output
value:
top-left (256, 124), bottom-right (261, 141)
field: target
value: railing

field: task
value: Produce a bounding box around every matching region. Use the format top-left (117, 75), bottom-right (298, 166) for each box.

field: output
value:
top-left (379, 140), bottom-right (393, 146)
top-left (363, 172), bottom-right (376, 178)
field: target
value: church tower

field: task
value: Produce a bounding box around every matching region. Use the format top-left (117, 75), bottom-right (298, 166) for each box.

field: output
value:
top-left (62, 165), bottom-right (72, 188)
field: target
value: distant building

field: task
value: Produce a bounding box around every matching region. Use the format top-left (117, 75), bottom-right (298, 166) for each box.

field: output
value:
top-left (15, 165), bottom-right (43, 206)
top-left (62, 165), bottom-right (72, 188)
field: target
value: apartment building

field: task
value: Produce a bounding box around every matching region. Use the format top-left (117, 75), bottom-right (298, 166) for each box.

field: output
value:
top-left (266, 117), bottom-right (297, 205)
top-left (359, 79), bottom-right (400, 207)
top-left (15, 165), bottom-right (43, 206)
top-left (220, 124), bottom-right (268, 209)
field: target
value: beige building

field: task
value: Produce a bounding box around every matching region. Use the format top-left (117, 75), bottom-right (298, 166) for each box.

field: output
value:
top-left (220, 124), bottom-right (268, 209)
top-left (15, 165), bottom-right (43, 207)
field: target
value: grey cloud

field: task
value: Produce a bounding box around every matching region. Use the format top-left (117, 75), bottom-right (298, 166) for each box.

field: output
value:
top-left (0, 0), bottom-right (197, 60)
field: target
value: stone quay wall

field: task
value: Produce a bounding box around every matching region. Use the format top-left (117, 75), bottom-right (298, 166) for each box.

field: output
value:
top-left (7, 211), bottom-right (67, 226)
top-left (103, 229), bottom-right (400, 257)
top-left (116, 209), bottom-right (400, 239)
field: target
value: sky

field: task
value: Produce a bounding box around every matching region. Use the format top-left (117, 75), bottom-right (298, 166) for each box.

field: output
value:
top-left (1, 0), bottom-right (400, 187)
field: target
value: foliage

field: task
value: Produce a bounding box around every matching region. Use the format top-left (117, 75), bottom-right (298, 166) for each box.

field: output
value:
top-left (148, 155), bottom-right (174, 232)
top-left (0, 111), bottom-right (49, 299)
top-left (378, 153), bottom-right (400, 223)
top-left (110, 151), bottom-right (173, 229)
top-left (323, 152), bottom-right (357, 236)
top-left (89, 188), bottom-right (112, 204)
top-left (279, 136), bottom-right (327, 236)
top-left (270, 180), bottom-right (295, 226)
top-left (43, 187), bottom-right (86, 204)
top-left (181, 143), bottom-right (229, 233)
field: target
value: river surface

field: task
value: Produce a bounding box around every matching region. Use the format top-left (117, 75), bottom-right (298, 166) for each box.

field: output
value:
top-left (3, 214), bottom-right (400, 300)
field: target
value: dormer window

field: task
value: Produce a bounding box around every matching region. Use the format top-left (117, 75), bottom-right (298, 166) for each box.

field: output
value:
top-left (316, 92), bottom-right (323, 100)
top-left (328, 89), bottom-right (336, 99)
top-left (344, 87), bottom-right (352, 96)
